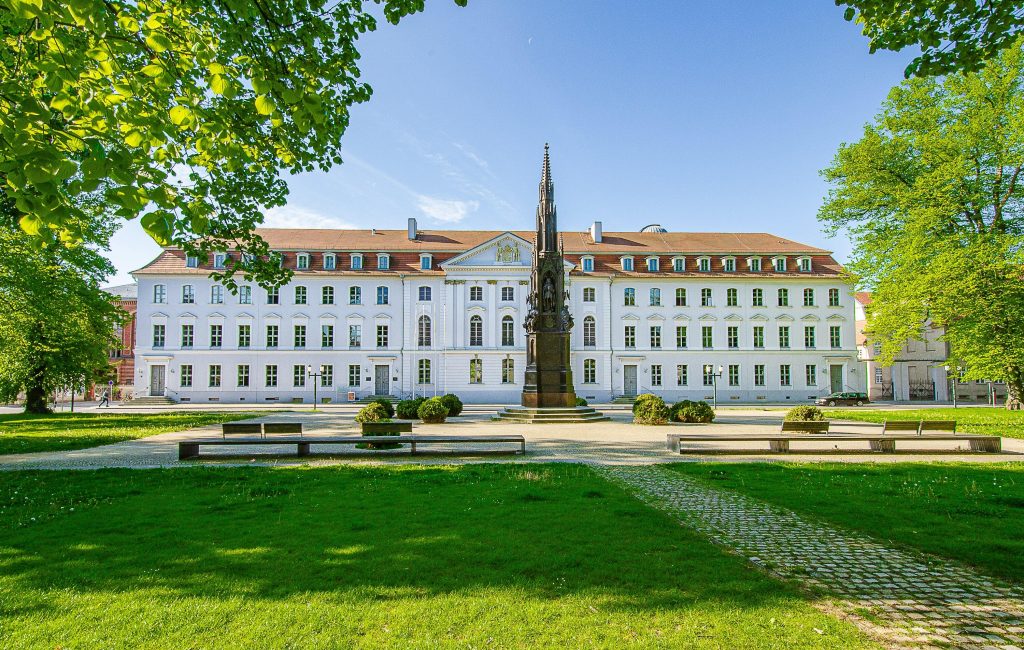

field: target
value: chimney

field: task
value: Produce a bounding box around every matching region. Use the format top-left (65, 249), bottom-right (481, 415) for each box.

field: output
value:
top-left (408, 217), bottom-right (417, 241)
top-left (590, 220), bottom-right (603, 243)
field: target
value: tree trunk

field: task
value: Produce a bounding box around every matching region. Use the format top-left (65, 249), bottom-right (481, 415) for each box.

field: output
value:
top-left (1005, 367), bottom-right (1023, 411)
top-left (24, 381), bottom-right (50, 414)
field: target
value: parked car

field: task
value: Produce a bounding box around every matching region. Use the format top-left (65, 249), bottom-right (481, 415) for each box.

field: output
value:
top-left (815, 392), bottom-right (869, 407)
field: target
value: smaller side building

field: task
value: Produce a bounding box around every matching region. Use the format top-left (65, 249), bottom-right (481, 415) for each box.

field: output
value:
top-left (106, 283), bottom-right (137, 388)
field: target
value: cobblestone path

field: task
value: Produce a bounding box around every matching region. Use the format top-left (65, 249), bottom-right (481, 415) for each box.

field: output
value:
top-left (597, 465), bottom-right (1024, 649)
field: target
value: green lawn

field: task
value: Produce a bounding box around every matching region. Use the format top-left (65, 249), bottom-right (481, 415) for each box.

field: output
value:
top-left (666, 462), bottom-right (1024, 585)
top-left (822, 407), bottom-right (1024, 439)
top-left (0, 411), bottom-right (267, 455)
top-left (0, 465), bottom-right (876, 649)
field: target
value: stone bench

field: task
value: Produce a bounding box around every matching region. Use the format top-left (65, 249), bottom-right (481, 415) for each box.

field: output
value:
top-left (780, 420), bottom-right (830, 434)
top-left (666, 433), bottom-right (1000, 454)
top-left (179, 434), bottom-right (526, 460)
top-left (360, 421), bottom-right (413, 434)
top-left (222, 422), bottom-right (302, 439)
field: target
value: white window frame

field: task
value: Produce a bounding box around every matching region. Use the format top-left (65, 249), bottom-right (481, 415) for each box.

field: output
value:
top-left (323, 253), bottom-right (336, 270)
top-left (350, 253), bottom-right (363, 270)
top-left (581, 256), bottom-right (594, 272)
top-left (620, 256), bottom-right (634, 272)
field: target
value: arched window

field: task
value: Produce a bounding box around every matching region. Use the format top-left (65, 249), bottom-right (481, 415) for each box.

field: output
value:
top-left (417, 315), bottom-right (431, 347)
top-left (501, 316), bottom-right (515, 346)
top-left (469, 315), bottom-right (483, 346)
top-left (583, 316), bottom-right (596, 347)
top-left (583, 359), bottom-right (596, 384)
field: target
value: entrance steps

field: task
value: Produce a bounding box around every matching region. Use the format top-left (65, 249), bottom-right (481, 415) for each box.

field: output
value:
top-left (611, 395), bottom-right (637, 405)
top-left (494, 406), bottom-right (610, 423)
top-left (354, 395), bottom-right (400, 405)
top-left (121, 396), bottom-right (176, 407)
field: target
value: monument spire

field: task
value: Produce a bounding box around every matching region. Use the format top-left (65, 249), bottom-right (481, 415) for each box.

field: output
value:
top-left (536, 143), bottom-right (557, 253)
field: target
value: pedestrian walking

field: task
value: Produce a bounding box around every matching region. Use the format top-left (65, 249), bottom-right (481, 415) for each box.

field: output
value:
top-left (98, 388), bottom-right (110, 408)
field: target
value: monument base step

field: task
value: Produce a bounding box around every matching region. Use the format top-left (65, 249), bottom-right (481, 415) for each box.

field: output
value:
top-left (493, 406), bottom-right (610, 423)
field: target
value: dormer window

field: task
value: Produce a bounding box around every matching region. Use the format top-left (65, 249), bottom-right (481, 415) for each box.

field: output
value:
top-left (323, 253), bottom-right (336, 270)
top-left (273, 252), bottom-right (284, 268)
top-left (798, 256), bottom-right (812, 272)
top-left (581, 256), bottom-right (594, 273)
top-left (242, 253), bottom-right (255, 266)
top-left (747, 257), bottom-right (762, 272)
top-left (672, 257), bottom-right (685, 272)
top-left (378, 254), bottom-right (390, 270)
top-left (772, 256), bottom-right (787, 272)
top-left (420, 254), bottom-right (432, 270)
top-left (646, 257), bottom-right (659, 272)
top-left (698, 256), bottom-right (711, 272)
top-left (213, 252), bottom-right (227, 269)
top-left (351, 254), bottom-right (363, 270)
top-left (296, 253), bottom-right (310, 270)
top-left (723, 257), bottom-right (736, 272)
top-left (185, 255), bottom-right (199, 268)
top-left (621, 256), bottom-right (634, 272)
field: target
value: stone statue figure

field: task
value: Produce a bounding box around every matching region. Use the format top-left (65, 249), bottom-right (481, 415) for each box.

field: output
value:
top-left (542, 277), bottom-right (554, 313)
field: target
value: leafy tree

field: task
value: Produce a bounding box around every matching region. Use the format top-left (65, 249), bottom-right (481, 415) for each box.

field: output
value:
top-left (1, 0), bottom-right (465, 288)
top-left (819, 40), bottom-right (1024, 407)
top-left (0, 202), bottom-right (125, 413)
top-left (837, 0), bottom-right (1024, 78)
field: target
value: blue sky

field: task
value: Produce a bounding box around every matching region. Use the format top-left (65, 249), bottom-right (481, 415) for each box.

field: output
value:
top-left (105, 0), bottom-right (914, 285)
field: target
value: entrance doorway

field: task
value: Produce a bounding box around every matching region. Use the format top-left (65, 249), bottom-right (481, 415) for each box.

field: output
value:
top-left (829, 365), bottom-right (843, 393)
top-left (623, 365), bottom-right (638, 397)
top-left (150, 365), bottom-right (166, 396)
top-left (374, 365), bottom-right (390, 396)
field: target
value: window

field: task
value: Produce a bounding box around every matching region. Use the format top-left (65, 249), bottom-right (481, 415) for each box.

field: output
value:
top-left (799, 257), bottom-right (812, 272)
top-left (621, 257), bottom-right (634, 271)
top-left (296, 254), bottom-right (310, 270)
top-left (777, 288), bottom-right (789, 307)
top-left (728, 364), bottom-right (739, 387)
top-left (873, 341), bottom-right (882, 355)
top-left (295, 286), bottom-right (307, 305)
top-left (673, 258), bottom-right (685, 272)
top-left (773, 257), bottom-right (787, 272)
top-left (211, 285), bottom-right (224, 304)
top-left (699, 257), bottom-right (711, 272)
top-left (418, 316), bottom-right (432, 347)
top-left (376, 324), bottom-right (388, 348)
top-left (703, 364), bottom-right (715, 386)
top-left (153, 284), bottom-right (166, 303)
top-left (376, 286), bottom-right (388, 305)
top-left (238, 324), bottom-right (251, 348)
top-left (650, 288), bottom-right (661, 306)
top-left (675, 288), bottom-right (687, 306)
top-left (237, 364), bottom-right (250, 388)
top-left (502, 358), bottom-right (515, 384)
top-left (209, 364), bottom-right (221, 388)
top-left (752, 288), bottom-right (764, 307)
top-left (322, 286), bottom-right (334, 305)
top-left (582, 257), bottom-right (594, 272)
top-left (469, 315), bottom-right (483, 346)
top-left (267, 287), bottom-right (279, 305)
top-left (754, 364), bottom-right (765, 387)
top-left (293, 324), bottom-right (306, 348)
top-left (803, 288), bottom-right (815, 307)
top-left (239, 286), bottom-right (251, 304)
top-left (265, 365), bottom-right (278, 388)
top-left (804, 326), bottom-right (816, 348)
top-left (583, 359), bottom-right (597, 384)
top-left (348, 365), bottom-right (361, 386)
top-left (180, 364), bottom-right (193, 388)
top-left (583, 287), bottom-right (596, 302)
top-left (266, 324), bottom-right (278, 348)
top-left (805, 364), bottom-right (817, 386)
top-left (321, 324), bottom-right (334, 348)
top-left (418, 286), bottom-right (432, 301)
top-left (702, 325), bottom-right (713, 348)
top-left (349, 324), bottom-right (361, 348)
top-left (753, 326), bottom-right (764, 348)
top-left (676, 325), bottom-right (687, 348)
top-left (293, 365), bottom-right (306, 387)
top-left (420, 255), bottom-right (432, 270)
top-left (466, 286), bottom-right (482, 302)
top-left (723, 258), bottom-right (736, 272)
top-left (418, 359), bottom-right (431, 384)
top-left (349, 286), bottom-right (361, 305)
top-left (210, 324), bottom-right (223, 348)
top-left (320, 365), bottom-right (333, 387)
top-left (727, 326), bottom-right (738, 349)
top-left (749, 257), bottom-right (762, 272)
top-left (780, 364), bottom-right (791, 387)
top-left (182, 285), bottom-right (195, 304)
top-left (583, 316), bottom-right (596, 347)
top-left (153, 324), bottom-right (165, 348)
top-left (624, 325), bottom-right (636, 348)
top-left (726, 287), bottom-right (738, 307)
top-left (351, 254), bottom-right (363, 270)
top-left (624, 288), bottom-right (636, 306)
top-left (181, 324), bottom-right (194, 348)
top-left (469, 358), bottom-right (483, 384)
top-left (377, 254), bottom-right (390, 270)
top-left (501, 316), bottom-right (515, 346)
top-left (828, 288), bottom-right (841, 306)
top-left (323, 254), bottom-right (336, 270)
top-left (779, 325), bottom-right (790, 349)
top-left (875, 367), bottom-right (883, 384)
top-left (701, 288), bottom-right (712, 306)
top-left (501, 286), bottom-right (514, 301)
top-left (186, 255), bottom-right (199, 268)
top-left (650, 325), bottom-right (662, 349)
top-left (829, 325), bottom-right (841, 349)
top-left (676, 364), bottom-right (688, 386)
top-left (646, 257), bottom-right (659, 272)
top-left (651, 364), bottom-right (662, 386)
top-left (213, 252), bottom-right (226, 269)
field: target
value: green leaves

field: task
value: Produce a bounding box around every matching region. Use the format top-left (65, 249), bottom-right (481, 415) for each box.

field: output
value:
top-left (254, 94), bottom-right (276, 116)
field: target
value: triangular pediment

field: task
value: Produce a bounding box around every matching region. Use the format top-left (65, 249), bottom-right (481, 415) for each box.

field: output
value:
top-left (776, 314), bottom-right (794, 322)
top-left (698, 313), bottom-right (717, 322)
top-left (749, 313), bottom-right (769, 322)
top-left (801, 314), bottom-right (821, 322)
top-left (440, 233), bottom-right (533, 269)
top-left (724, 313), bottom-right (743, 322)
top-left (826, 314), bottom-right (847, 322)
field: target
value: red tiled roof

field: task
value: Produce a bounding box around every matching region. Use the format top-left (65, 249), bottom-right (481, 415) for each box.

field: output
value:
top-left (855, 291), bottom-right (873, 305)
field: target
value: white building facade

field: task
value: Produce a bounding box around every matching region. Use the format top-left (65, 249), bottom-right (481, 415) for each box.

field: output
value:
top-left (132, 221), bottom-right (864, 404)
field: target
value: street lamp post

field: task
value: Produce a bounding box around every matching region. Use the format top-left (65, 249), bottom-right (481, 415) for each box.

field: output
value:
top-left (711, 365), bottom-right (723, 410)
top-left (306, 364), bottom-right (322, 411)
top-left (944, 364), bottom-right (963, 408)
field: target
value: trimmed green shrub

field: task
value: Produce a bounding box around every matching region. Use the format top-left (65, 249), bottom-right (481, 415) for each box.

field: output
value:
top-left (355, 402), bottom-right (388, 423)
top-left (439, 393), bottom-right (463, 417)
top-left (418, 397), bottom-right (449, 423)
top-left (372, 398), bottom-right (395, 418)
top-left (668, 399), bottom-right (692, 422)
top-left (396, 397), bottom-right (426, 420)
top-left (575, 397), bottom-right (588, 407)
top-left (632, 394), bottom-right (669, 425)
top-left (677, 400), bottom-right (715, 424)
top-left (784, 405), bottom-right (825, 422)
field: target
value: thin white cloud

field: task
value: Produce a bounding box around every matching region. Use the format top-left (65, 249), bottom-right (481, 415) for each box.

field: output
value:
top-left (263, 205), bottom-right (357, 229)
top-left (415, 196), bottom-right (479, 223)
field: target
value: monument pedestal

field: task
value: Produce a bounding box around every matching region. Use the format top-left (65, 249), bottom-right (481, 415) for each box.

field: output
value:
top-left (494, 405), bottom-right (609, 423)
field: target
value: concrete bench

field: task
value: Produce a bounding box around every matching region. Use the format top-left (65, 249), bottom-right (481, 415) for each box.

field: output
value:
top-left (263, 422), bottom-right (303, 437)
top-left (222, 423), bottom-right (263, 438)
top-left (360, 421), bottom-right (413, 434)
top-left (179, 435), bottom-right (526, 460)
top-left (920, 420), bottom-right (956, 434)
top-left (666, 433), bottom-right (1001, 454)
top-left (780, 420), bottom-right (830, 434)
top-left (881, 420), bottom-right (923, 435)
